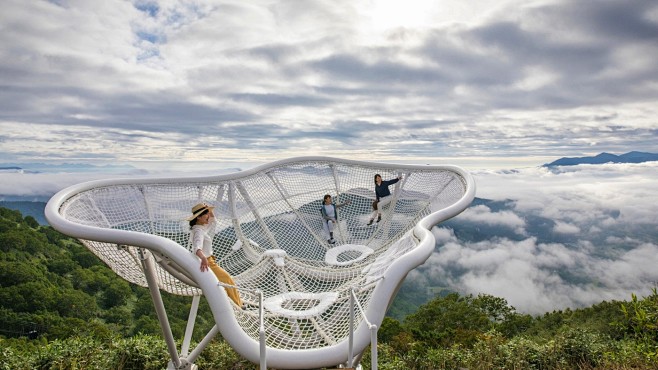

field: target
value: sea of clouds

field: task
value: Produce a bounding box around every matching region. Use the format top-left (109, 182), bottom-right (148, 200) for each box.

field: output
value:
top-left (1, 160), bottom-right (656, 314)
top-left (408, 161), bottom-right (658, 314)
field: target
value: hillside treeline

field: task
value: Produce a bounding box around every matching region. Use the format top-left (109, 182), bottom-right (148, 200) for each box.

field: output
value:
top-left (0, 207), bottom-right (656, 369)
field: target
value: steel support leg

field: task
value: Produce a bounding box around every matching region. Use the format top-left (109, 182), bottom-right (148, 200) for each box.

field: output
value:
top-left (140, 249), bottom-right (181, 369)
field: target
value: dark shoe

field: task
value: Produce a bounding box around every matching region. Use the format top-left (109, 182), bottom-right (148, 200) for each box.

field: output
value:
top-left (377, 215), bottom-right (381, 223)
top-left (328, 239), bottom-right (336, 244)
top-left (241, 302), bottom-right (258, 310)
top-left (367, 219), bottom-right (373, 226)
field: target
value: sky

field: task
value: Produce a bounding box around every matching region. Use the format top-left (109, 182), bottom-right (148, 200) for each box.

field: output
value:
top-left (1, 0), bottom-right (657, 168)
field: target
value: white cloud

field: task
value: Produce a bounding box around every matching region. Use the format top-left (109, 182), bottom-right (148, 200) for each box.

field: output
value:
top-left (417, 233), bottom-right (658, 314)
top-left (0, 0), bottom-right (657, 163)
top-left (552, 221), bottom-right (580, 234)
top-left (459, 204), bottom-right (526, 235)
top-left (412, 162), bottom-right (658, 314)
top-left (474, 162), bottom-right (658, 226)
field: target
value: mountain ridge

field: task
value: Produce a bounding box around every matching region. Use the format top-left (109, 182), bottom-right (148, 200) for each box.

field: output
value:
top-left (543, 151), bottom-right (658, 167)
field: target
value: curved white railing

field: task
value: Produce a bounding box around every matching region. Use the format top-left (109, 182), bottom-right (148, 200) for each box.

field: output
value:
top-left (45, 156), bottom-right (475, 369)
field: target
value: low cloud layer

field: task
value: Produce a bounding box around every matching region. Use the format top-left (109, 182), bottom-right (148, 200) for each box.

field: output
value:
top-left (2, 160), bottom-right (656, 315)
top-left (409, 161), bottom-right (658, 314)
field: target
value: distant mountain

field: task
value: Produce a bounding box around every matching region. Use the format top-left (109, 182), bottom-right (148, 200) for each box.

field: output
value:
top-left (543, 151), bottom-right (658, 167)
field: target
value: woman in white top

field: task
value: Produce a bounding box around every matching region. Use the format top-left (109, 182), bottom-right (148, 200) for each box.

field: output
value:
top-left (188, 202), bottom-right (243, 307)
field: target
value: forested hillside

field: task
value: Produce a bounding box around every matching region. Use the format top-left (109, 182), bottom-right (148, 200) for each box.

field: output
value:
top-left (0, 207), bottom-right (656, 369)
top-left (0, 207), bottom-right (216, 341)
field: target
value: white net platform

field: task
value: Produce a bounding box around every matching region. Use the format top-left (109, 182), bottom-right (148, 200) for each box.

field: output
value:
top-left (46, 157), bottom-right (475, 368)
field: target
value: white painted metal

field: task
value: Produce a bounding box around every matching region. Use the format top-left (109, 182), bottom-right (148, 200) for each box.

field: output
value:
top-left (45, 156), bottom-right (475, 369)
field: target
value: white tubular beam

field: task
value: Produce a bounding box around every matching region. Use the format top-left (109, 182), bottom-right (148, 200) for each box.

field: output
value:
top-left (348, 287), bottom-right (355, 368)
top-left (259, 291), bottom-right (267, 370)
top-left (140, 249), bottom-right (181, 368)
top-left (370, 324), bottom-right (378, 370)
top-left (186, 325), bottom-right (220, 364)
top-left (182, 295), bottom-right (201, 356)
top-left (235, 180), bottom-right (280, 249)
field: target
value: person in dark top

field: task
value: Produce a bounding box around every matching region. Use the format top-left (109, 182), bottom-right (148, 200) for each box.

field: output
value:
top-left (367, 174), bottom-right (402, 225)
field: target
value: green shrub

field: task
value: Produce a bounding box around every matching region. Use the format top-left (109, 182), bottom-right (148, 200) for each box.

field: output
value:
top-left (196, 339), bottom-right (255, 369)
top-left (31, 336), bottom-right (113, 370)
top-left (546, 328), bottom-right (607, 368)
top-left (615, 289), bottom-right (658, 361)
top-left (360, 342), bottom-right (408, 370)
top-left (111, 335), bottom-right (169, 370)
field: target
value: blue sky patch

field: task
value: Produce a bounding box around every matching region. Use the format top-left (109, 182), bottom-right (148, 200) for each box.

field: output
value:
top-left (134, 1), bottom-right (159, 17)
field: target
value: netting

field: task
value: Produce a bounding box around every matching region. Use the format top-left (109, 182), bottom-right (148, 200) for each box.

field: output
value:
top-left (53, 159), bottom-right (471, 353)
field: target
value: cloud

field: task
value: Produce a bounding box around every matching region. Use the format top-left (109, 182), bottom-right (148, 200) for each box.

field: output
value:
top-left (416, 231), bottom-right (658, 314)
top-left (552, 221), bottom-right (580, 234)
top-left (0, 0), bottom-right (657, 163)
top-left (1, 151), bottom-right (657, 315)
top-left (0, 172), bottom-right (121, 200)
top-left (404, 161), bottom-right (658, 314)
top-left (458, 205), bottom-right (526, 236)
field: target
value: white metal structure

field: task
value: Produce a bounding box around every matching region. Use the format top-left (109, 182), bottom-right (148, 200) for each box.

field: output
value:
top-left (45, 157), bottom-right (475, 369)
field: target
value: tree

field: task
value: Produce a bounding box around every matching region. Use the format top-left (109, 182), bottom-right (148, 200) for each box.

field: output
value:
top-left (404, 293), bottom-right (490, 348)
top-left (0, 231), bottom-right (27, 252)
top-left (24, 216), bottom-right (39, 229)
top-left (0, 261), bottom-right (45, 287)
top-left (379, 316), bottom-right (404, 343)
top-left (100, 280), bottom-right (132, 309)
top-left (56, 289), bottom-right (99, 319)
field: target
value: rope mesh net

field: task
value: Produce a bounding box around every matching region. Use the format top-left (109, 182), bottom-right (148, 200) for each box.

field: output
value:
top-left (58, 160), bottom-right (467, 350)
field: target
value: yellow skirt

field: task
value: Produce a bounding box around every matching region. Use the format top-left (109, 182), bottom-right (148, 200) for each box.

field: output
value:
top-left (207, 256), bottom-right (243, 307)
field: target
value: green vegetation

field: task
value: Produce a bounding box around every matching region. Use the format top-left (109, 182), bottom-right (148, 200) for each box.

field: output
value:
top-left (0, 207), bottom-right (216, 343)
top-left (0, 207), bottom-right (657, 369)
top-left (364, 291), bottom-right (658, 369)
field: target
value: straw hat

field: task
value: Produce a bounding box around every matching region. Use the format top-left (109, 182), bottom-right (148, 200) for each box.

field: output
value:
top-left (187, 202), bottom-right (215, 221)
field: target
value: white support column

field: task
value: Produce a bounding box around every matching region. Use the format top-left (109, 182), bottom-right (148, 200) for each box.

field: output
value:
top-left (139, 248), bottom-right (181, 369)
top-left (186, 325), bottom-right (220, 364)
top-left (348, 287), bottom-right (355, 368)
top-left (370, 324), bottom-right (378, 370)
top-left (235, 180), bottom-right (280, 249)
top-left (181, 295), bottom-right (201, 356)
top-left (258, 290), bottom-right (267, 370)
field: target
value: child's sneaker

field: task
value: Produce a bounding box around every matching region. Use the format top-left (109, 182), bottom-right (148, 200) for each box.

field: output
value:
top-left (328, 238), bottom-right (336, 244)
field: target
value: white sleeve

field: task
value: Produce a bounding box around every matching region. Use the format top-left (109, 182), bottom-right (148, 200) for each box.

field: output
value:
top-left (191, 227), bottom-right (204, 251)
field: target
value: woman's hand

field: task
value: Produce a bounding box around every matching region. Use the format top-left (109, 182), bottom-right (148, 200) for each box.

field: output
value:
top-left (196, 250), bottom-right (209, 272)
top-left (199, 256), bottom-right (209, 272)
